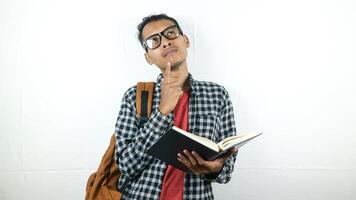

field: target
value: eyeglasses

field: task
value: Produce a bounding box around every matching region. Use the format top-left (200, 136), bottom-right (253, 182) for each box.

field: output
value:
top-left (143, 25), bottom-right (183, 51)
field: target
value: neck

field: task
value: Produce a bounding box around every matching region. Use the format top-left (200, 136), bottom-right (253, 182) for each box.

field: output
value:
top-left (182, 76), bottom-right (191, 91)
top-left (174, 60), bottom-right (190, 91)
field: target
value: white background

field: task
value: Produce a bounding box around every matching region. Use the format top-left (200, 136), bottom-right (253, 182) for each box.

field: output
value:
top-left (1, 0), bottom-right (355, 199)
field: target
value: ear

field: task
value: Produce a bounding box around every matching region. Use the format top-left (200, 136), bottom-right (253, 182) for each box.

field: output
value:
top-left (183, 35), bottom-right (190, 48)
top-left (144, 53), bottom-right (153, 65)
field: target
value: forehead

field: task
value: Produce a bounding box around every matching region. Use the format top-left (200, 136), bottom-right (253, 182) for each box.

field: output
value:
top-left (142, 19), bottom-right (176, 39)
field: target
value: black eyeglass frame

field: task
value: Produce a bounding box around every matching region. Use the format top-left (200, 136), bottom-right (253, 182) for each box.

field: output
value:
top-left (142, 25), bottom-right (183, 51)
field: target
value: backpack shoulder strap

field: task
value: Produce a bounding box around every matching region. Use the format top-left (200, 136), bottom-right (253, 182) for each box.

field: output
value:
top-left (136, 82), bottom-right (155, 126)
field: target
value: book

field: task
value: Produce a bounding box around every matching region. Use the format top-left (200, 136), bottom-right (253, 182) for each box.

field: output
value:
top-left (146, 126), bottom-right (262, 172)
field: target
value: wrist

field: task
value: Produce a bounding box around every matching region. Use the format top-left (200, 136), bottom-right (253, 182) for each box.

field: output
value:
top-left (205, 170), bottom-right (221, 179)
top-left (158, 106), bottom-right (169, 116)
top-left (210, 161), bottom-right (225, 174)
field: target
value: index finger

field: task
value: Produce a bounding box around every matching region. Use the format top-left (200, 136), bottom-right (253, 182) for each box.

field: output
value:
top-left (163, 61), bottom-right (171, 82)
top-left (191, 151), bottom-right (208, 166)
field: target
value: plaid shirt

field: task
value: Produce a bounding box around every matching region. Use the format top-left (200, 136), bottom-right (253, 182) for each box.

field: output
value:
top-left (115, 73), bottom-right (238, 200)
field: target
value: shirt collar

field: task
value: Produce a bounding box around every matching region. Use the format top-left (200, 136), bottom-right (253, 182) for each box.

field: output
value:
top-left (156, 73), bottom-right (196, 95)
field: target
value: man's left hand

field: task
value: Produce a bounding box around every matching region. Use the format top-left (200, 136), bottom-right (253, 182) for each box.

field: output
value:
top-left (177, 148), bottom-right (237, 175)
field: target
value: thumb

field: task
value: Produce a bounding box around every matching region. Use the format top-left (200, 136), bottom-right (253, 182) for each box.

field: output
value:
top-left (219, 147), bottom-right (237, 161)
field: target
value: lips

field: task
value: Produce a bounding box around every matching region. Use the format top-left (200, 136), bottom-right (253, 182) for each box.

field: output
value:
top-left (162, 48), bottom-right (178, 57)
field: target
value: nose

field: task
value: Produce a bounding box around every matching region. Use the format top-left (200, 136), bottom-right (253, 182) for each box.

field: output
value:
top-left (161, 37), bottom-right (172, 48)
top-left (162, 43), bottom-right (171, 48)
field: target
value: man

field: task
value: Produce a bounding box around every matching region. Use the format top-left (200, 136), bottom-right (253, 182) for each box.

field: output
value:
top-left (115, 14), bottom-right (238, 200)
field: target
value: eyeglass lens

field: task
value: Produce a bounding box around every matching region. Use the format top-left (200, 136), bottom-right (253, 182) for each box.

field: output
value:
top-left (145, 26), bottom-right (180, 50)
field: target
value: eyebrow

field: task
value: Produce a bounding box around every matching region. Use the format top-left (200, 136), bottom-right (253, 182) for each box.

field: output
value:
top-left (144, 25), bottom-right (176, 40)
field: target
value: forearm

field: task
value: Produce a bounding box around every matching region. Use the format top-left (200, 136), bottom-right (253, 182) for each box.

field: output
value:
top-left (115, 109), bottom-right (173, 179)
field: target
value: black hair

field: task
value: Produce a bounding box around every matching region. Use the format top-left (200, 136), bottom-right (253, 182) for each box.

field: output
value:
top-left (137, 13), bottom-right (182, 49)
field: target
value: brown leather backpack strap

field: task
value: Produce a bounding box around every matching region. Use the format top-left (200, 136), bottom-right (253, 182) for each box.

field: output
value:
top-left (116, 82), bottom-right (155, 194)
top-left (136, 82), bottom-right (155, 124)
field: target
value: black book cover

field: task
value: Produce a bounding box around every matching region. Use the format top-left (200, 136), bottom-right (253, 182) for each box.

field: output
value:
top-left (146, 127), bottom-right (225, 172)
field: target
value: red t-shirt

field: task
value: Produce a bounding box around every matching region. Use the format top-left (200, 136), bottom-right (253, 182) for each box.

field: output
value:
top-left (159, 89), bottom-right (191, 200)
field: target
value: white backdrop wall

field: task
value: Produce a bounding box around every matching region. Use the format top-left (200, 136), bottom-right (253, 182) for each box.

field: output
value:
top-left (1, 0), bottom-right (355, 199)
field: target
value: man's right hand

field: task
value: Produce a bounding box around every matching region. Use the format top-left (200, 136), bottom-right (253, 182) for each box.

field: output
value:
top-left (158, 61), bottom-right (183, 116)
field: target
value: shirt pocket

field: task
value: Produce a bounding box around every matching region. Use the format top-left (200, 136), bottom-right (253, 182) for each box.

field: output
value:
top-left (193, 114), bottom-right (219, 141)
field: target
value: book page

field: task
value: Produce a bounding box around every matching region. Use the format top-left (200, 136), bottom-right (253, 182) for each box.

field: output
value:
top-left (218, 135), bottom-right (242, 145)
top-left (172, 126), bottom-right (219, 152)
top-left (218, 133), bottom-right (262, 151)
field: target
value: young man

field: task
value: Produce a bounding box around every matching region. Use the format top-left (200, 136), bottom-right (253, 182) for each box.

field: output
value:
top-left (115, 14), bottom-right (238, 200)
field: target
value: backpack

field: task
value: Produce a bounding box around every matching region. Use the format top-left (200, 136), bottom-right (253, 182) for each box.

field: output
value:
top-left (85, 82), bottom-right (155, 200)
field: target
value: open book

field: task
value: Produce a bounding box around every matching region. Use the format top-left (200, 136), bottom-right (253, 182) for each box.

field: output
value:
top-left (146, 126), bottom-right (262, 172)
